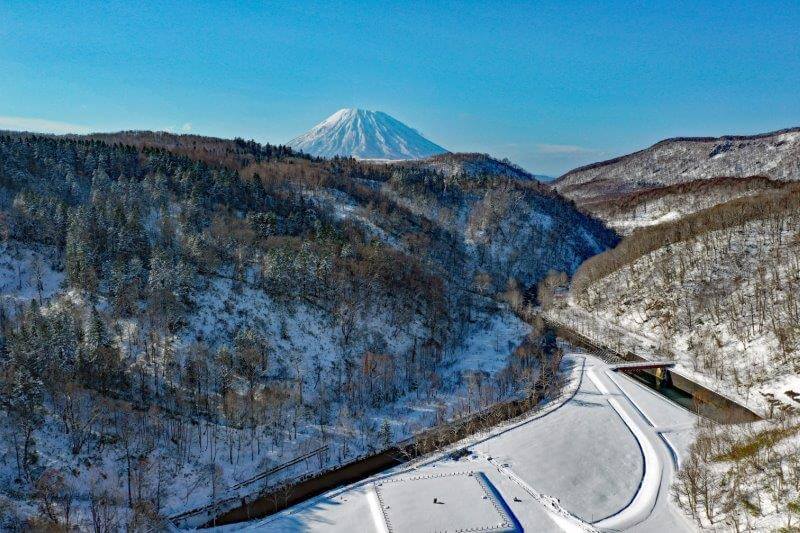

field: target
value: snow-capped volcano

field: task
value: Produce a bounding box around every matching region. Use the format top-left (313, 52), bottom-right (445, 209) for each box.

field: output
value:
top-left (288, 108), bottom-right (448, 160)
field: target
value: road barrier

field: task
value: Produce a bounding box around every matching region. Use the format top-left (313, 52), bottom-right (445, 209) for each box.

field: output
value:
top-left (200, 390), bottom-right (547, 528)
top-left (170, 445), bottom-right (328, 527)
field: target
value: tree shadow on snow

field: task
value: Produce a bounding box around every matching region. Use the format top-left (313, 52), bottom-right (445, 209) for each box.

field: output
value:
top-left (245, 495), bottom-right (345, 532)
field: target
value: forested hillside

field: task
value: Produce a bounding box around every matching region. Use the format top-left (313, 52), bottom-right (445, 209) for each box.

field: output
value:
top-left (674, 417), bottom-right (800, 530)
top-left (395, 152), bottom-right (535, 181)
top-left (580, 176), bottom-right (789, 235)
top-left (0, 132), bottom-right (615, 529)
top-left (565, 185), bottom-right (800, 413)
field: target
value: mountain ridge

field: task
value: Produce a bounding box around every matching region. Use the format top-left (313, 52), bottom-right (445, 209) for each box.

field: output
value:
top-left (551, 126), bottom-right (800, 232)
top-left (553, 126), bottom-right (800, 205)
top-left (555, 126), bottom-right (800, 181)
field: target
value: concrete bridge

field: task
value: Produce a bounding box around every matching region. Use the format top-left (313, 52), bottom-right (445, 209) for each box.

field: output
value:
top-left (612, 361), bottom-right (675, 372)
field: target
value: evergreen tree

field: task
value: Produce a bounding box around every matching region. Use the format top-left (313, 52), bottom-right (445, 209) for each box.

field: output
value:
top-left (379, 419), bottom-right (392, 449)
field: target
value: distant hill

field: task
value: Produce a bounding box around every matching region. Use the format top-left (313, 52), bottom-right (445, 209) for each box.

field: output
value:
top-left (552, 127), bottom-right (800, 231)
top-left (388, 152), bottom-right (536, 181)
top-left (554, 127), bottom-right (800, 201)
top-left (287, 108), bottom-right (448, 160)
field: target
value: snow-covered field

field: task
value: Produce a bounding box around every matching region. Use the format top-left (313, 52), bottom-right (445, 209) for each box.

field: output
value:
top-left (374, 471), bottom-right (519, 533)
top-left (213, 349), bottom-right (698, 532)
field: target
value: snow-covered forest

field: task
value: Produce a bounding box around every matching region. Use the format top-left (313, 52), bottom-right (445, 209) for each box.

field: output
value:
top-left (674, 417), bottom-right (800, 530)
top-left (568, 186), bottom-right (800, 413)
top-left (0, 132), bottom-right (615, 529)
top-left (585, 176), bottom-right (788, 235)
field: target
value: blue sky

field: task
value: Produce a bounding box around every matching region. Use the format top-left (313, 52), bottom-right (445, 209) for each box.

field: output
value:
top-left (1, 1), bottom-right (798, 175)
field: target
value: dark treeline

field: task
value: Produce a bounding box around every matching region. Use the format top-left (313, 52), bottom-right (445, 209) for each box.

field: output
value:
top-left (572, 182), bottom-right (800, 295)
top-left (579, 175), bottom-right (788, 233)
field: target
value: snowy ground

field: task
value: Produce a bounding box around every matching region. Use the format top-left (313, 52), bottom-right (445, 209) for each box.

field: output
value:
top-left (211, 349), bottom-right (698, 532)
top-left (374, 471), bottom-right (519, 533)
top-left (0, 240), bottom-right (63, 309)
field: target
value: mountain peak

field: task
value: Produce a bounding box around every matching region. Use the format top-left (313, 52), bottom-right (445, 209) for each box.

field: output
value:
top-left (288, 109), bottom-right (448, 160)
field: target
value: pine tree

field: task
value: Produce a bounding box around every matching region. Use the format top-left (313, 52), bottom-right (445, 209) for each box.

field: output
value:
top-left (379, 419), bottom-right (392, 449)
top-left (64, 209), bottom-right (98, 293)
top-left (86, 309), bottom-right (106, 355)
top-left (2, 326), bottom-right (46, 479)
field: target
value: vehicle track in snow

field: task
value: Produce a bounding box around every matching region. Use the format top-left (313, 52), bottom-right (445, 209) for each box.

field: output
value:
top-left (587, 362), bottom-right (696, 531)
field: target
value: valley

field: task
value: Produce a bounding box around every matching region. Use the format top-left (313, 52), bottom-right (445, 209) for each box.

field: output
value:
top-left (4, 4), bottom-right (799, 531)
top-left (0, 131), bottom-right (613, 530)
top-left (0, 124), bottom-right (798, 532)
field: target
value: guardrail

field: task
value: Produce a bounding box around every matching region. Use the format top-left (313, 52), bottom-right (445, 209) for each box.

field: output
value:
top-left (169, 445), bottom-right (328, 527)
top-left (228, 445), bottom-right (329, 491)
top-left (197, 371), bottom-right (564, 528)
top-left (541, 315), bottom-right (634, 364)
top-left (612, 361), bottom-right (675, 371)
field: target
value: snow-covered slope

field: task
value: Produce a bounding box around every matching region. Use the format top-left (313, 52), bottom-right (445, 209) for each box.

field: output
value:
top-left (675, 417), bottom-right (800, 531)
top-left (565, 195), bottom-right (800, 414)
top-left (554, 127), bottom-right (800, 205)
top-left (324, 167), bottom-right (617, 291)
top-left (588, 176), bottom-right (788, 235)
top-left (287, 108), bottom-right (448, 160)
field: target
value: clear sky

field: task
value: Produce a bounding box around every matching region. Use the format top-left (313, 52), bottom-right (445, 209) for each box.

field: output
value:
top-left (1, 1), bottom-right (799, 175)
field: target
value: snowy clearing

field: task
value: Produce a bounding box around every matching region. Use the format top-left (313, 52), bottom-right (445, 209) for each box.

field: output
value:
top-left (0, 240), bottom-right (63, 308)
